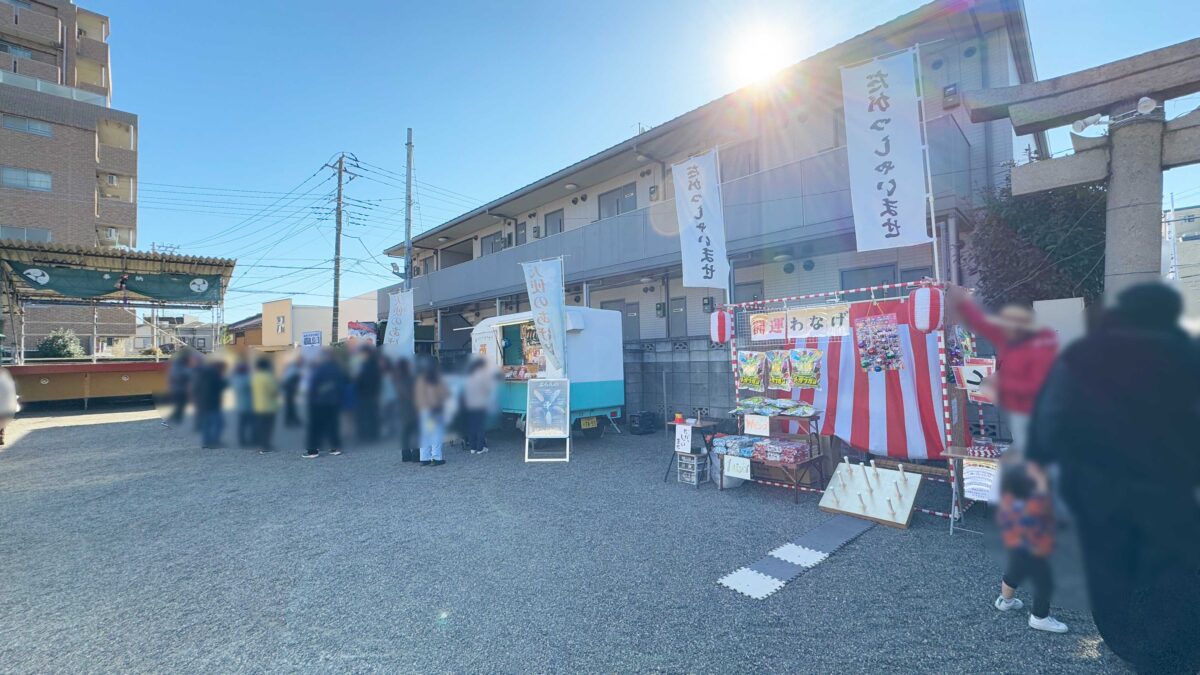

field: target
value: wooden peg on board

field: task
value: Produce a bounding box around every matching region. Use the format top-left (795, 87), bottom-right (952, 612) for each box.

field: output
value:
top-left (898, 463), bottom-right (907, 483)
top-left (887, 498), bottom-right (895, 517)
top-left (895, 482), bottom-right (903, 500)
top-left (858, 493), bottom-right (867, 511)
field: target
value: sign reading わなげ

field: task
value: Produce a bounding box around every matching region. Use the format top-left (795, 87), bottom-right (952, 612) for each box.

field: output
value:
top-left (785, 304), bottom-right (851, 339)
top-left (841, 49), bottom-right (932, 252)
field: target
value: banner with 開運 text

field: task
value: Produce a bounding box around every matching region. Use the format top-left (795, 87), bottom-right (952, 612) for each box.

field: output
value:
top-left (672, 148), bottom-right (730, 295)
top-left (841, 49), bottom-right (933, 252)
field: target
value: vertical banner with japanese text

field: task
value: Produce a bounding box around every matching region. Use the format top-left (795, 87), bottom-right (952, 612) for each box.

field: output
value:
top-left (521, 259), bottom-right (567, 378)
top-left (671, 148), bottom-right (730, 295)
top-left (382, 290), bottom-right (414, 359)
top-left (841, 49), bottom-right (932, 252)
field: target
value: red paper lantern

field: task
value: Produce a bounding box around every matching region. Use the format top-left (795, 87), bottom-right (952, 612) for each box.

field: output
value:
top-left (710, 309), bottom-right (732, 343)
top-left (907, 286), bottom-right (944, 333)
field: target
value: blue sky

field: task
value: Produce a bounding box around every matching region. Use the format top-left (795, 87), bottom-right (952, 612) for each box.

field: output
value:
top-left (89, 0), bottom-right (1200, 318)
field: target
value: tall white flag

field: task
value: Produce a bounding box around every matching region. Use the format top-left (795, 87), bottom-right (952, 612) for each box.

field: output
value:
top-left (382, 290), bottom-right (414, 359)
top-left (841, 49), bottom-right (933, 252)
top-left (672, 148), bottom-right (730, 292)
top-left (521, 259), bottom-right (567, 378)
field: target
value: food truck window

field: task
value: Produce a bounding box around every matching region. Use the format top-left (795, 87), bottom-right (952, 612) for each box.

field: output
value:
top-left (501, 324), bottom-right (524, 365)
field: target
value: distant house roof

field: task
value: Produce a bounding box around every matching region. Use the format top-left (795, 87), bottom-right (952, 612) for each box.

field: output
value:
top-left (228, 313), bottom-right (263, 332)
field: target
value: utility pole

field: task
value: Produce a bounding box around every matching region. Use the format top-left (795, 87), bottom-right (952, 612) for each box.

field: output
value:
top-left (404, 128), bottom-right (414, 291)
top-left (331, 153), bottom-right (345, 343)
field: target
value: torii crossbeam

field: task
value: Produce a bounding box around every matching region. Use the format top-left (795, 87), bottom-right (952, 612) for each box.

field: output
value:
top-left (965, 38), bottom-right (1200, 296)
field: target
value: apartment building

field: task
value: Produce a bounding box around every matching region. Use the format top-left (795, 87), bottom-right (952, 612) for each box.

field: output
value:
top-left (378, 0), bottom-right (1048, 418)
top-left (1166, 203), bottom-right (1200, 332)
top-left (0, 0), bottom-right (137, 353)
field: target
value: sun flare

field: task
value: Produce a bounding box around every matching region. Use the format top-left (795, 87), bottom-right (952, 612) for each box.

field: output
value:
top-left (727, 23), bottom-right (793, 87)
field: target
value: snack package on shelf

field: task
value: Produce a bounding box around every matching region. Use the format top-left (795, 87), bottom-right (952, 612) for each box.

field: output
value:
top-left (767, 398), bottom-right (796, 409)
top-left (752, 439), bottom-right (812, 464)
top-left (781, 404), bottom-right (816, 417)
top-left (712, 435), bottom-right (757, 455)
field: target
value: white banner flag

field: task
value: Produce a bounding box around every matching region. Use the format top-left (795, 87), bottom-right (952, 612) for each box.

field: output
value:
top-left (841, 50), bottom-right (932, 252)
top-left (521, 259), bottom-right (567, 378)
top-left (672, 148), bottom-right (730, 292)
top-left (382, 290), bottom-right (414, 359)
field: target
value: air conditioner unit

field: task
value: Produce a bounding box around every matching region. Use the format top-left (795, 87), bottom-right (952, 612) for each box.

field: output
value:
top-left (106, 174), bottom-right (118, 186)
top-left (98, 227), bottom-right (118, 245)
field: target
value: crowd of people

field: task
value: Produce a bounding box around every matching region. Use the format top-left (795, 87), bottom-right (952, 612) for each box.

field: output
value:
top-left (164, 344), bottom-right (498, 466)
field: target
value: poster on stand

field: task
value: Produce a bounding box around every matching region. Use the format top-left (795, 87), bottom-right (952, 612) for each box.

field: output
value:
top-left (526, 378), bottom-right (571, 439)
top-left (841, 49), bottom-right (932, 252)
top-left (521, 259), bottom-right (567, 377)
top-left (671, 148), bottom-right (730, 293)
top-left (673, 424), bottom-right (693, 454)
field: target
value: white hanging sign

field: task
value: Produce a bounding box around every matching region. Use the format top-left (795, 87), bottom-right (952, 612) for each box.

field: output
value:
top-left (382, 290), bottom-right (414, 359)
top-left (725, 455), bottom-right (752, 480)
top-left (672, 148), bottom-right (730, 292)
top-left (521, 259), bottom-right (568, 378)
top-left (841, 49), bottom-right (933, 252)
top-left (745, 414), bottom-right (771, 437)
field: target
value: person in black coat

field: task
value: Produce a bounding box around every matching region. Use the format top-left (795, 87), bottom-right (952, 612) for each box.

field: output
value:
top-left (303, 351), bottom-right (347, 458)
top-left (354, 346), bottom-right (383, 443)
top-left (1027, 283), bottom-right (1200, 673)
top-left (193, 359), bottom-right (227, 448)
top-left (394, 357), bottom-right (419, 462)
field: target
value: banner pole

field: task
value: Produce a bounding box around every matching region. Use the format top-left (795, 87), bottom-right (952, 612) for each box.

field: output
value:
top-left (914, 44), bottom-right (942, 283)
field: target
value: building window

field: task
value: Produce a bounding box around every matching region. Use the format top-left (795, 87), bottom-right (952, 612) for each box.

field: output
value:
top-left (900, 266), bottom-right (933, 284)
top-left (840, 263), bottom-right (897, 302)
top-left (480, 231), bottom-right (504, 256)
top-left (515, 221), bottom-right (527, 246)
top-left (0, 40), bottom-right (33, 60)
top-left (598, 183), bottom-right (637, 220)
top-left (720, 140), bottom-right (760, 182)
top-left (0, 225), bottom-right (51, 242)
top-left (2, 115), bottom-right (52, 138)
top-left (543, 209), bottom-right (564, 237)
top-left (196, 337), bottom-right (206, 350)
top-left (0, 0), bottom-right (32, 10)
top-left (734, 282), bottom-right (763, 304)
top-left (1, 166), bottom-right (51, 192)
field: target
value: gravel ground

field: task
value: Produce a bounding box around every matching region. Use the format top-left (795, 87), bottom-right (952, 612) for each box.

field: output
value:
top-left (0, 407), bottom-right (1131, 673)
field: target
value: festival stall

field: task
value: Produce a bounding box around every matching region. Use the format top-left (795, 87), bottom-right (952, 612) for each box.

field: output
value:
top-left (711, 280), bottom-right (973, 526)
top-left (469, 306), bottom-right (624, 437)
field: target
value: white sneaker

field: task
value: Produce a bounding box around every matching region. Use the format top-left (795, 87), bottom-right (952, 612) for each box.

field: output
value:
top-left (1028, 614), bottom-right (1068, 633)
top-left (480, 447), bottom-right (489, 454)
top-left (469, 449), bottom-right (477, 454)
top-left (994, 596), bottom-right (1023, 612)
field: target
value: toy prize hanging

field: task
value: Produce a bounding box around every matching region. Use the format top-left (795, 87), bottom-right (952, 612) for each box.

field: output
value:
top-left (737, 351), bottom-right (767, 392)
top-left (765, 350), bottom-right (791, 391)
top-left (854, 313), bottom-right (903, 372)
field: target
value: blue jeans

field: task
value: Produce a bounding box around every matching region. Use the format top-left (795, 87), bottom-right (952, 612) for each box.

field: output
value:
top-left (199, 409), bottom-right (224, 447)
top-left (419, 410), bottom-right (445, 461)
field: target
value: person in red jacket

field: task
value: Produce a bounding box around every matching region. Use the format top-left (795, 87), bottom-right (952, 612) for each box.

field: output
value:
top-left (950, 287), bottom-right (1058, 453)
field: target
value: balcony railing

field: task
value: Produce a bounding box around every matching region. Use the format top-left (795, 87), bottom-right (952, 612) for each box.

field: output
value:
top-left (403, 116), bottom-right (972, 310)
top-left (0, 70), bottom-right (107, 107)
top-left (97, 144), bottom-right (136, 175)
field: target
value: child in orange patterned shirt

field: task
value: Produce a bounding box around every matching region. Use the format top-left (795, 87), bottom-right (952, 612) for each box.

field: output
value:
top-left (993, 461), bottom-right (1069, 633)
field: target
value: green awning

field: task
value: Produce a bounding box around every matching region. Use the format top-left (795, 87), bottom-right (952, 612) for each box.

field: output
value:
top-left (7, 261), bottom-right (222, 302)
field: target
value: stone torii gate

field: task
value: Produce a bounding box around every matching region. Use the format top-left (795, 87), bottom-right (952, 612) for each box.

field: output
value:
top-left (965, 38), bottom-right (1200, 296)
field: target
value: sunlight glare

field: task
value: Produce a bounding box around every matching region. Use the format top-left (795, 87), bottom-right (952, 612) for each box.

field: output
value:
top-left (727, 23), bottom-right (794, 87)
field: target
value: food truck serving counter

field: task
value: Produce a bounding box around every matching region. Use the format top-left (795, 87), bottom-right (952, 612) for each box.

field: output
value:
top-left (470, 307), bottom-right (624, 436)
